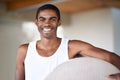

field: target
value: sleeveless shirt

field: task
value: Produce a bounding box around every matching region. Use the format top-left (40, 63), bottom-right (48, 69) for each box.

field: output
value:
top-left (24, 38), bottom-right (69, 80)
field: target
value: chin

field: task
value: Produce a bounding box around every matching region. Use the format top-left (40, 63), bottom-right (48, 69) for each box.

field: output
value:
top-left (43, 35), bottom-right (53, 39)
top-left (42, 33), bottom-right (56, 39)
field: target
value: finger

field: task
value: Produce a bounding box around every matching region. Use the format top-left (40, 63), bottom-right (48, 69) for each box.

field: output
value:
top-left (108, 74), bottom-right (120, 80)
top-left (108, 74), bottom-right (116, 79)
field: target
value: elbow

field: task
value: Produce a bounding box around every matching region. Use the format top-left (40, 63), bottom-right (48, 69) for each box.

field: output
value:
top-left (107, 53), bottom-right (120, 70)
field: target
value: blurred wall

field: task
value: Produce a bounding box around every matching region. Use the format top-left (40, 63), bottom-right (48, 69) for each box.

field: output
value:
top-left (112, 8), bottom-right (120, 55)
top-left (63, 8), bottom-right (114, 52)
top-left (0, 19), bottom-right (26, 80)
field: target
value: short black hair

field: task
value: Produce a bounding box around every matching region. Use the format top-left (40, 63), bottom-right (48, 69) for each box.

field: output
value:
top-left (35, 4), bottom-right (61, 20)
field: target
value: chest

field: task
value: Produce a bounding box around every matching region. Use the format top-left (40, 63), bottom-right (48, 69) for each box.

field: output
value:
top-left (36, 47), bottom-right (59, 57)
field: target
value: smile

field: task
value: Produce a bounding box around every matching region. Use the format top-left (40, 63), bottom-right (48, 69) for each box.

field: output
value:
top-left (43, 27), bottom-right (52, 33)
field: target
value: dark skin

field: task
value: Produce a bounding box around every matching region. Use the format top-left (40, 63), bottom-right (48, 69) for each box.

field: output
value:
top-left (15, 9), bottom-right (120, 80)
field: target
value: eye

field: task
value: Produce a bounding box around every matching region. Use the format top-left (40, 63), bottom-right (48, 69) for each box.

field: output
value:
top-left (50, 17), bottom-right (57, 22)
top-left (39, 17), bottom-right (45, 22)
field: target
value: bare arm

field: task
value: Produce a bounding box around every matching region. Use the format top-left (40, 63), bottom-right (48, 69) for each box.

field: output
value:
top-left (85, 46), bottom-right (120, 70)
top-left (69, 40), bottom-right (120, 70)
top-left (15, 44), bottom-right (28, 80)
top-left (69, 40), bottom-right (120, 80)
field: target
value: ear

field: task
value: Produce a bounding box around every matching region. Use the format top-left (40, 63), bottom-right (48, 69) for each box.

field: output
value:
top-left (58, 20), bottom-right (61, 26)
top-left (35, 19), bottom-right (38, 26)
top-left (35, 19), bottom-right (39, 29)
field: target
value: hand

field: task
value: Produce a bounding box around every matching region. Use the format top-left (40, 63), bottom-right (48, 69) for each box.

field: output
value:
top-left (108, 73), bottom-right (120, 80)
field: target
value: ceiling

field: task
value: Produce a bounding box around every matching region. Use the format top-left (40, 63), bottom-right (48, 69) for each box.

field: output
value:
top-left (0, 0), bottom-right (120, 14)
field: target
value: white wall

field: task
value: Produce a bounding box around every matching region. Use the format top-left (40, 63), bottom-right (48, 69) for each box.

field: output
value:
top-left (112, 8), bottom-right (120, 55)
top-left (63, 8), bottom-right (114, 51)
top-left (0, 19), bottom-right (26, 80)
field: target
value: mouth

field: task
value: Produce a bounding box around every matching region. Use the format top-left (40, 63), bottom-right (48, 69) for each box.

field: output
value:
top-left (43, 27), bottom-right (53, 33)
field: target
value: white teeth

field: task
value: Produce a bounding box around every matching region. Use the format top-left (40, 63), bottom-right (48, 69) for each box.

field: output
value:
top-left (43, 28), bottom-right (51, 32)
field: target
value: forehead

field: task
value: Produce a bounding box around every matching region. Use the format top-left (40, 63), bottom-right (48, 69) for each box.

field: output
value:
top-left (38, 9), bottom-right (58, 18)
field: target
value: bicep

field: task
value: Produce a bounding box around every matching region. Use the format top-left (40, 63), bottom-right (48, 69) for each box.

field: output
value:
top-left (69, 40), bottom-right (111, 61)
top-left (70, 40), bottom-right (120, 70)
top-left (15, 62), bottom-right (25, 80)
top-left (15, 44), bottom-right (28, 80)
top-left (80, 44), bottom-right (113, 62)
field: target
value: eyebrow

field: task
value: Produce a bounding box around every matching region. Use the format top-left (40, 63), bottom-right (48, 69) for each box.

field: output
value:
top-left (38, 17), bottom-right (45, 19)
top-left (38, 16), bottom-right (57, 19)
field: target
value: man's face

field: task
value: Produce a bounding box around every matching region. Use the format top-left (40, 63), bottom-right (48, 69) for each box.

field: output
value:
top-left (36, 9), bottom-right (61, 39)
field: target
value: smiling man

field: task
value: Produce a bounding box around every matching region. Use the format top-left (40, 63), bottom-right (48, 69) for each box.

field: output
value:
top-left (15, 4), bottom-right (120, 80)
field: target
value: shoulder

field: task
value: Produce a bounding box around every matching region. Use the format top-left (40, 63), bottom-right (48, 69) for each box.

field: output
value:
top-left (69, 40), bottom-right (93, 49)
top-left (18, 44), bottom-right (29, 54)
top-left (16, 43), bottom-right (29, 62)
top-left (68, 40), bottom-right (95, 58)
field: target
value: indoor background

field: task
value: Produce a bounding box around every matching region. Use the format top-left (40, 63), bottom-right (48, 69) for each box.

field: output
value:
top-left (0, 0), bottom-right (120, 80)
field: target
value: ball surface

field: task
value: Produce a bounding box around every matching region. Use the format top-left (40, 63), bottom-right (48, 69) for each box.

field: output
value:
top-left (45, 57), bottom-right (120, 80)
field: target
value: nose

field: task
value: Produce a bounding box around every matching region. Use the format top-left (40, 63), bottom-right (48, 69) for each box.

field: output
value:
top-left (44, 20), bottom-right (50, 26)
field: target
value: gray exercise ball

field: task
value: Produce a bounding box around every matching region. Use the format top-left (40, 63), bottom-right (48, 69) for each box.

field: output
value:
top-left (45, 57), bottom-right (120, 80)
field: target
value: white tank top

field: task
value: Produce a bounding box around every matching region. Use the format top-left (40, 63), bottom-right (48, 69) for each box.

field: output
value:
top-left (24, 38), bottom-right (69, 80)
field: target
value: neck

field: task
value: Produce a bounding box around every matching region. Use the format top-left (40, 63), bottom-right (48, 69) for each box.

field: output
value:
top-left (38, 37), bottom-right (61, 50)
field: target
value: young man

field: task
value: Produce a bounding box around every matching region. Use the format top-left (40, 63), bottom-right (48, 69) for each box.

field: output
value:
top-left (15, 4), bottom-right (120, 80)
